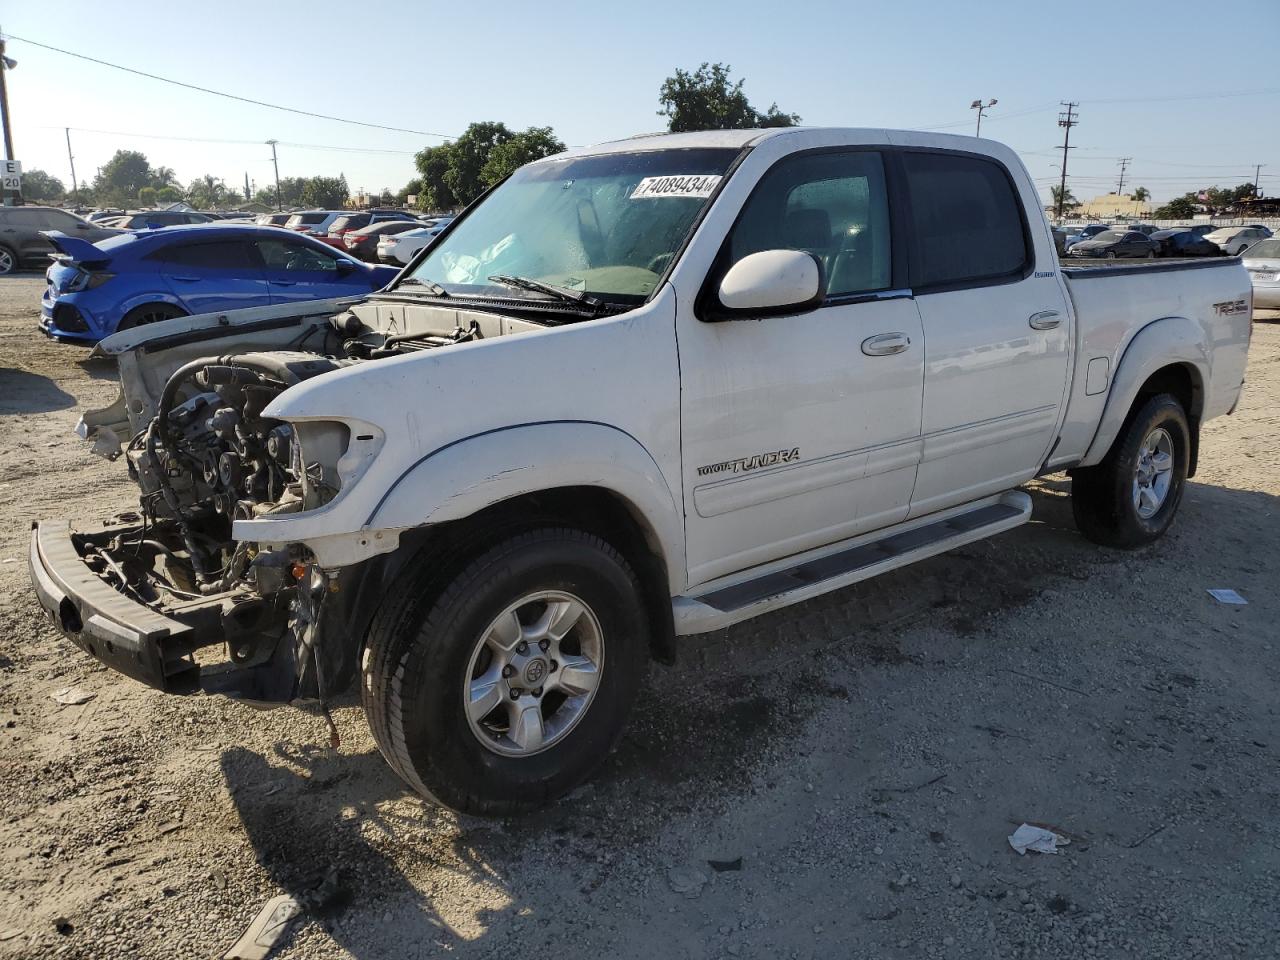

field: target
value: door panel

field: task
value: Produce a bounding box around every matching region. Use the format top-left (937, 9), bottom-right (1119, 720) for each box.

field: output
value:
top-left (677, 149), bottom-right (925, 586)
top-left (255, 237), bottom-right (359, 303)
top-left (897, 150), bottom-right (1071, 516)
top-left (157, 240), bottom-right (270, 314)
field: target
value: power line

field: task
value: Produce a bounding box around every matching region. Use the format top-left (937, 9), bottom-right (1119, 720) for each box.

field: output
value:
top-left (4, 32), bottom-right (455, 140)
top-left (33, 125), bottom-right (419, 156)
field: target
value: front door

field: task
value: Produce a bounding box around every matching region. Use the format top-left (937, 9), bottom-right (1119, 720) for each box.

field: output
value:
top-left (254, 236), bottom-right (361, 303)
top-left (157, 238), bottom-right (271, 314)
top-left (892, 147), bottom-right (1072, 517)
top-left (677, 149), bottom-right (926, 586)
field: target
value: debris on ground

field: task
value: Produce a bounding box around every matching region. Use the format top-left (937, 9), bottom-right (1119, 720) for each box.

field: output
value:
top-left (667, 865), bottom-right (708, 898)
top-left (50, 686), bottom-right (95, 706)
top-left (1008, 823), bottom-right (1070, 855)
top-left (1207, 588), bottom-right (1248, 605)
top-left (0, 928), bottom-right (21, 942)
top-left (222, 895), bottom-right (302, 960)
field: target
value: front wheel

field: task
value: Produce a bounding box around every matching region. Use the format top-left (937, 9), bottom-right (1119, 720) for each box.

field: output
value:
top-left (361, 527), bottom-right (649, 815)
top-left (0, 244), bottom-right (17, 275)
top-left (1105, 250), bottom-right (1117, 259)
top-left (117, 302), bottom-right (187, 331)
top-left (1071, 393), bottom-right (1190, 548)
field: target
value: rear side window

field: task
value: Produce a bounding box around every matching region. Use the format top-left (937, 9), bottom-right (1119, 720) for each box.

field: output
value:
top-left (155, 241), bottom-right (256, 269)
top-left (901, 152), bottom-right (1029, 289)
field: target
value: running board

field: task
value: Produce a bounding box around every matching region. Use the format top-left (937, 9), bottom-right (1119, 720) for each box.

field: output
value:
top-left (673, 490), bottom-right (1032, 635)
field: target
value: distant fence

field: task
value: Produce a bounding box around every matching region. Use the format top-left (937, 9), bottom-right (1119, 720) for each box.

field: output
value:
top-left (1054, 218), bottom-right (1280, 231)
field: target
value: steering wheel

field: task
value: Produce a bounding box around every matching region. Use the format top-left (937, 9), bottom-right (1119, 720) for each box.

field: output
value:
top-left (645, 252), bottom-right (673, 275)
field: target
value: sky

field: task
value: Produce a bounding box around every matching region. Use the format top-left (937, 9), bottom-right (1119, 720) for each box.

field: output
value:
top-left (3, 0), bottom-right (1278, 207)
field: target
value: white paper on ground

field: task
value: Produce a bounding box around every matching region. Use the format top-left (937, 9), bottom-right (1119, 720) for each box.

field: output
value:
top-left (1207, 589), bottom-right (1248, 605)
top-left (223, 895), bottom-right (301, 960)
top-left (1008, 823), bottom-right (1070, 856)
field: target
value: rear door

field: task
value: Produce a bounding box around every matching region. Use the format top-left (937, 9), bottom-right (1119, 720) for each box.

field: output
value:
top-left (895, 147), bottom-right (1071, 517)
top-left (154, 238), bottom-right (270, 313)
top-left (253, 236), bottom-right (367, 302)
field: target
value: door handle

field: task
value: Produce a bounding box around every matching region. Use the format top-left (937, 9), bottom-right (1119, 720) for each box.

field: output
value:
top-left (273, 280), bottom-right (297, 286)
top-left (861, 332), bottom-right (911, 356)
top-left (171, 276), bottom-right (200, 282)
top-left (1029, 310), bottom-right (1062, 330)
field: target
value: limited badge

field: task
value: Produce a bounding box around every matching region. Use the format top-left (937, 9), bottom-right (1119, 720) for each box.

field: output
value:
top-left (630, 175), bottom-right (722, 199)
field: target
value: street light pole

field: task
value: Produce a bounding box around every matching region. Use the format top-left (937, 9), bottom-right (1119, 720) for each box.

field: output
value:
top-left (266, 139), bottom-right (282, 211)
top-left (0, 30), bottom-right (16, 206)
top-left (65, 128), bottom-right (78, 207)
top-left (970, 98), bottom-right (997, 137)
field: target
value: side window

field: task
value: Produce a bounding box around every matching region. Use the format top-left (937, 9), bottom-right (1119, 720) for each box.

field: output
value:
top-left (8, 208), bottom-right (49, 229)
top-left (729, 151), bottom-right (891, 297)
top-left (256, 238), bottom-right (341, 272)
top-left (156, 241), bottom-right (255, 269)
top-left (42, 210), bottom-right (82, 231)
top-left (900, 152), bottom-right (1029, 288)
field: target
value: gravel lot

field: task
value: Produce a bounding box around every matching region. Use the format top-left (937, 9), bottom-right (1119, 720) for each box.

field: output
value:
top-left (1, 272), bottom-right (1278, 960)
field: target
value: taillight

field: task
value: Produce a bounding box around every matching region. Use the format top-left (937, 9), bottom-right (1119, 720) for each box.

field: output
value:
top-left (62, 270), bottom-right (114, 293)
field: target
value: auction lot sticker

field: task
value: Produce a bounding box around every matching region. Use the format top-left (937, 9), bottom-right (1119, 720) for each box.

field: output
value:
top-left (631, 175), bottom-right (722, 199)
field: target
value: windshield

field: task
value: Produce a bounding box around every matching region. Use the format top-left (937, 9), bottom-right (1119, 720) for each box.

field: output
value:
top-left (403, 147), bottom-right (740, 306)
top-left (1245, 238), bottom-right (1280, 259)
top-left (1094, 231), bottom-right (1125, 242)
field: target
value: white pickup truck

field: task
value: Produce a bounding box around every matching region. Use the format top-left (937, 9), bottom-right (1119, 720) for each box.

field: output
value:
top-left (30, 128), bottom-right (1252, 815)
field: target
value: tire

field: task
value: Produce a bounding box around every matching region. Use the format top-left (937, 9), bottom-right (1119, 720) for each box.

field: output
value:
top-left (1146, 250), bottom-right (1156, 259)
top-left (0, 244), bottom-right (17, 276)
top-left (117, 302), bottom-right (187, 331)
top-left (1071, 393), bottom-right (1190, 548)
top-left (362, 527), bottom-right (648, 815)
top-left (1105, 251), bottom-right (1117, 259)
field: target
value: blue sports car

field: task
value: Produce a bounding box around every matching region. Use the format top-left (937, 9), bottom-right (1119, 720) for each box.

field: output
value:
top-left (40, 223), bottom-right (400, 343)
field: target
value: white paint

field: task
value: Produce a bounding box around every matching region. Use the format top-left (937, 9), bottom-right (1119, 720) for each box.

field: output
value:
top-left (717, 249), bottom-right (821, 311)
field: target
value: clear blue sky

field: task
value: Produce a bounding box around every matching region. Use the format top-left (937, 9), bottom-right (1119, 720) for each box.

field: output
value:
top-left (4, 0), bottom-right (1278, 206)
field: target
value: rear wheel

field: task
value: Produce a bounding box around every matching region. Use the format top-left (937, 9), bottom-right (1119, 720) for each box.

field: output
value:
top-left (1071, 393), bottom-right (1190, 548)
top-left (117, 302), bottom-right (187, 331)
top-left (0, 244), bottom-right (16, 275)
top-left (361, 527), bottom-right (648, 815)
top-left (1105, 250), bottom-right (1117, 259)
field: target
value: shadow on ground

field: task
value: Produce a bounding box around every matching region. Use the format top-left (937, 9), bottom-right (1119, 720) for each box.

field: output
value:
top-left (0, 367), bottom-right (76, 413)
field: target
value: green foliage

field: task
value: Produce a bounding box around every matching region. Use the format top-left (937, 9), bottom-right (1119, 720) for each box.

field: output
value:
top-left (414, 123), bottom-right (564, 210)
top-left (93, 150), bottom-right (154, 206)
top-left (187, 174), bottom-right (229, 209)
top-left (1050, 184), bottom-right (1078, 210)
top-left (156, 186), bottom-right (183, 204)
top-left (137, 186), bottom-right (157, 207)
top-left (300, 175), bottom-right (349, 209)
top-left (21, 168), bottom-right (64, 202)
top-left (396, 178), bottom-right (422, 205)
top-left (1153, 195), bottom-right (1196, 219)
top-left (480, 126), bottom-right (565, 189)
top-left (1131, 186), bottom-right (1150, 202)
top-left (658, 62), bottom-right (800, 133)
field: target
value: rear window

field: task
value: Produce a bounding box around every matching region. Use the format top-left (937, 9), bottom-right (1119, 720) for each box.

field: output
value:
top-left (901, 152), bottom-right (1029, 288)
top-left (287, 213), bottom-right (327, 226)
top-left (152, 240), bottom-right (256, 269)
top-left (1246, 238), bottom-right (1280, 259)
top-left (331, 215), bottom-right (370, 232)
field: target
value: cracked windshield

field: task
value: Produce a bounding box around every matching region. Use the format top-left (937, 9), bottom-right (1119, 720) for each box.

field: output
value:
top-left (406, 147), bottom-right (738, 304)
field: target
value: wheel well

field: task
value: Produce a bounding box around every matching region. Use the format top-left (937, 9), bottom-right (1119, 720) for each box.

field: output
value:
top-left (1134, 363), bottom-right (1202, 476)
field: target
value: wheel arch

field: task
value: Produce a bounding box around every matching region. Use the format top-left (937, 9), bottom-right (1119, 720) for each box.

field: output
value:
top-left (1080, 316), bottom-right (1208, 473)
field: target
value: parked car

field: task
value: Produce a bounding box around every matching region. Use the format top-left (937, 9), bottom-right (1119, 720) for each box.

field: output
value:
top-left (110, 210), bottom-right (214, 229)
top-left (1185, 224), bottom-right (1217, 237)
top-left (1115, 223), bottom-right (1158, 236)
top-left (321, 210), bottom-right (418, 248)
top-left (284, 210), bottom-right (347, 237)
top-left (87, 209), bottom-right (126, 223)
top-left (255, 213), bottom-right (293, 228)
top-left (343, 220), bottom-right (422, 261)
top-left (1150, 229), bottom-right (1223, 258)
top-left (1064, 224), bottom-right (1111, 249)
top-left (1242, 236), bottom-right (1280, 308)
top-left (0, 205), bottom-right (124, 275)
top-left (1051, 226), bottom-right (1069, 256)
top-left (1203, 226), bottom-right (1271, 256)
top-left (1067, 229), bottom-right (1160, 259)
top-left (36, 127), bottom-right (1251, 815)
top-left (377, 217), bottom-right (455, 264)
top-left (38, 223), bottom-right (397, 342)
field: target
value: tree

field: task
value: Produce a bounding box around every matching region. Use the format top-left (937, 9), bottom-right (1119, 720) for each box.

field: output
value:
top-left (658, 62), bottom-right (800, 133)
top-left (156, 185), bottom-right (184, 204)
top-left (443, 121), bottom-right (513, 206)
top-left (1050, 184), bottom-right (1078, 211)
top-left (1132, 186), bottom-right (1150, 202)
top-left (300, 175), bottom-right (349, 208)
top-left (480, 126), bottom-right (565, 189)
top-left (414, 145), bottom-right (458, 210)
top-left (151, 166), bottom-right (180, 190)
top-left (187, 174), bottom-right (229, 209)
top-left (396, 178), bottom-right (422, 205)
top-left (138, 186), bottom-right (158, 207)
top-left (93, 150), bottom-right (155, 205)
top-left (20, 169), bottom-right (65, 202)
top-left (1154, 195), bottom-right (1196, 219)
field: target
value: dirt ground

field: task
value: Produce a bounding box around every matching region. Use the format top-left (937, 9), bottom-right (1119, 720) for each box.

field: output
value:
top-left (1, 272), bottom-right (1278, 960)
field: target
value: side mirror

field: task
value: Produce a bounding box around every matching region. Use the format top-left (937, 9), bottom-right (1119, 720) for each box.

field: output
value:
top-left (709, 249), bottom-right (825, 321)
top-left (335, 258), bottom-right (356, 274)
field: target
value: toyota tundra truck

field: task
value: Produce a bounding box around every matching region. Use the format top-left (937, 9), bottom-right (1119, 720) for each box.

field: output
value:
top-left (29, 128), bottom-right (1252, 815)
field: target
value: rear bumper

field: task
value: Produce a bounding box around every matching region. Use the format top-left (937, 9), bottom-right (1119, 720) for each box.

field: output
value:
top-left (29, 520), bottom-right (204, 693)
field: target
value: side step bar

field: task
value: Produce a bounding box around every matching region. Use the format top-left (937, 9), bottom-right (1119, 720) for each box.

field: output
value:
top-left (673, 490), bottom-right (1032, 635)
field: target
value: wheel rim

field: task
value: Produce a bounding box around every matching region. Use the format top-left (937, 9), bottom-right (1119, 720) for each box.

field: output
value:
top-left (0, 249), bottom-right (13, 273)
top-left (463, 590), bottom-right (605, 757)
top-left (1133, 427), bottom-right (1175, 519)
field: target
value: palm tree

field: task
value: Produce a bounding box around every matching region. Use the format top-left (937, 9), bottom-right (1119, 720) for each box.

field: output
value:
top-left (1132, 186), bottom-right (1150, 202)
top-left (151, 166), bottom-right (180, 189)
top-left (1050, 184), bottom-right (1078, 211)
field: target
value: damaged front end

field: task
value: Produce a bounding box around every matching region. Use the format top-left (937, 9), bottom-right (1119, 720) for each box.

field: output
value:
top-left (29, 298), bottom-right (482, 704)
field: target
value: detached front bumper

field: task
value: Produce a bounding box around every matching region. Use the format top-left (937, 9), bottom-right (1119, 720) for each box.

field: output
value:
top-left (28, 520), bottom-right (297, 699)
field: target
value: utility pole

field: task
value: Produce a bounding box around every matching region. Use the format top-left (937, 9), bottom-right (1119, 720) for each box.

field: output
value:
top-left (0, 30), bottom-right (16, 206)
top-left (1115, 157), bottom-right (1131, 197)
top-left (244, 171), bottom-right (251, 207)
top-left (1254, 164), bottom-right (1264, 198)
top-left (970, 98), bottom-right (997, 137)
top-left (1055, 102), bottom-right (1079, 221)
top-left (65, 128), bottom-right (79, 208)
top-left (266, 140), bottom-right (282, 211)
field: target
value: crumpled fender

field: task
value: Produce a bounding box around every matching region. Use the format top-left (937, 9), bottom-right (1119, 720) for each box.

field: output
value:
top-left (367, 420), bottom-right (686, 592)
top-left (1080, 316), bottom-right (1209, 467)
